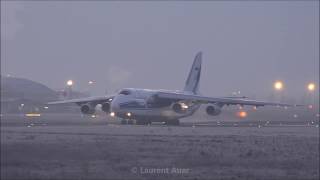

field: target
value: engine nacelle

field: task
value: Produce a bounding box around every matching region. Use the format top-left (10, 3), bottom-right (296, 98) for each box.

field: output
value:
top-left (80, 104), bottom-right (96, 114)
top-left (172, 103), bottom-right (184, 114)
top-left (206, 104), bottom-right (222, 116)
top-left (101, 102), bottom-right (111, 113)
top-left (172, 103), bottom-right (183, 113)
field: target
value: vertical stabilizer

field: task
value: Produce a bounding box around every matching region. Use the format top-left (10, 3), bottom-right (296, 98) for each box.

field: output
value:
top-left (184, 52), bottom-right (202, 94)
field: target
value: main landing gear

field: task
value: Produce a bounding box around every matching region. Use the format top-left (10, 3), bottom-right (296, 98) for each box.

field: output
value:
top-left (164, 119), bottom-right (180, 126)
top-left (120, 118), bottom-right (180, 126)
top-left (120, 119), bottom-right (135, 125)
top-left (120, 119), bottom-right (151, 125)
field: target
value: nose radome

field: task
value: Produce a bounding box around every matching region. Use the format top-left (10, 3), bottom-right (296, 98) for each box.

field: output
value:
top-left (110, 97), bottom-right (120, 112)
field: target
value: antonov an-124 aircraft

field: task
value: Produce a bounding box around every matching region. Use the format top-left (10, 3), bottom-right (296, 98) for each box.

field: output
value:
top-left (49, 52), bottom-right (297, 125)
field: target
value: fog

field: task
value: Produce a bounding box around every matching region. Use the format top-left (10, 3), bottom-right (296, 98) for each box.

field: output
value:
top-left (1, 1), bottom-right (319, 98)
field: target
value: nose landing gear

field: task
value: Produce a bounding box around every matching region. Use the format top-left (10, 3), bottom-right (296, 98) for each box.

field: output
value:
top-left (120, 119), bottom-right (135, 125)
top-left (120, 118), bottom-right (152, 125)
top-left (119, 117), bottom-right (179, 126)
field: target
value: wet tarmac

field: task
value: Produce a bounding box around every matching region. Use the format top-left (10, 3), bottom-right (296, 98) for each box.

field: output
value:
top-left (1, 113), bottom-right (319, 180)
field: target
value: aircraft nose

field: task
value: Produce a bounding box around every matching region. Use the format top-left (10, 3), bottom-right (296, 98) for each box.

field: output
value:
top-left (110, 97), bottom-right (120, 112)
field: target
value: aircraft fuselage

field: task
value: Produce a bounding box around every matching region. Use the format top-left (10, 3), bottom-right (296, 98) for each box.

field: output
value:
top-left (110, 88), bottom-right (200, 121)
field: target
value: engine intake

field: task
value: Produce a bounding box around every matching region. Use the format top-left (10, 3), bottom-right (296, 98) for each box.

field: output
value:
top-left (173, 103), bottom-right (184, 114)
top-left (81, 104), bottom-right (95, 114)
top-left (206, 104), bottom-right (221, 116)
top-left (101, 102), bottom-right (111, 113)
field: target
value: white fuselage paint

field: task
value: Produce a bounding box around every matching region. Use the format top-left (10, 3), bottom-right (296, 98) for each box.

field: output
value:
top-left (110, 88), bottom-right (200, 120)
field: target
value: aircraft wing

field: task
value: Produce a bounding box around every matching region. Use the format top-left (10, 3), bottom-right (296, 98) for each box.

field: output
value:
top-left (47, 95), bottom-right (115, 105)
top-left (155, 92), bottom-right (298, 107)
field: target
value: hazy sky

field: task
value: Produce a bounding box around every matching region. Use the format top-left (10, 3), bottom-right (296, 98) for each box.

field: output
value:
top-left (1, 1), bottom-right (319, 98)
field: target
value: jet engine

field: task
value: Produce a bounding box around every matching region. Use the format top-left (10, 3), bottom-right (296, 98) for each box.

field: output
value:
top-left (172, 103), bottom-right (188, 114)
top-left (80, 104), bottom-right (96, 114)
top-left (206, 104), bottom-right (222, 116)
top-left (172, 103), bottom-right (183, 113)
top-left (101, 102), bottom-right (111, 113)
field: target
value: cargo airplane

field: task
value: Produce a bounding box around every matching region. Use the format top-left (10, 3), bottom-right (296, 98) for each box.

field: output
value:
top-left (49, 52), bottom-right (296, 125)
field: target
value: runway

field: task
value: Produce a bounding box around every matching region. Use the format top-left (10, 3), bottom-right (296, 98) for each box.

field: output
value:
top-left (1, 113), bottom-right (319, 128)
top-left (1, 113), bottom-right (319, 180)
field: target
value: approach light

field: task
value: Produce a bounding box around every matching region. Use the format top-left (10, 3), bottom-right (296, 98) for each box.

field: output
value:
top-left (127, 112), bottom-right (132, 117)
top-left (110, 112), bottom-right (115, 117)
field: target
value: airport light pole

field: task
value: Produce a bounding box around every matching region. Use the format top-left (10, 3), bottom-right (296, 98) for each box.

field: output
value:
top-left (88, 80), bottom-right (95, 96)
top-left (307, 83), bottom-right (315, 92)
top-left (66, 80), bottom-right (74, 99)
top-left (88, 80), bottom-right (95, 85)
top-left (307, 83), bottom-right (316, 108)
top-left (274, 80), bottom-right (284, 102)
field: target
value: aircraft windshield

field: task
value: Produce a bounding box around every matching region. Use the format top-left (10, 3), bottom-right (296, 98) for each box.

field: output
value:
top-left (119, 89), bottom-right (131, 95)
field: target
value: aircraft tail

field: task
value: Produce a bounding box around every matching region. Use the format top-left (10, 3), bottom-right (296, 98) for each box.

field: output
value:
top-left (184, 52), bottom-right (202, 94)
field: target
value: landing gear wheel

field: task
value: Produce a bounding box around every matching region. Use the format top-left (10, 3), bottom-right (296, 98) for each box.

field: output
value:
top-left (127, 119), bottom-right (134, 125)
top-left (165, 119), bottom-right (180, 126)
top-left (136, 119), bottom-right (151, 125)
top-left (121, 119), bottom-right (127, 125)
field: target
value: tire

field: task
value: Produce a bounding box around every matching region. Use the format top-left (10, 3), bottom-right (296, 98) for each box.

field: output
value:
top-left (127, 119), bottom-right (134, 125)
top-left (165, 119), bottom-right (180, 126)
top-left (136, 119), bottom-right (151, 125)
top-left (121, 119), bottom-right (127, 125)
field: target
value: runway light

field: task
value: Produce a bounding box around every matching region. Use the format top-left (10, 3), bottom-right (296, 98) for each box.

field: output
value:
top-left (308, 105), bottom-right (313, 109)
top-left (127, 112), bottom-right (132, 117)
top-left (307, 83), bottom-right (315, 92)
top-left (293, 114), bottom-right (298, 118)
top-left (67, 80), bottom-right (73, 86)
top-left (274, 81), bottom-right (283, 91)
top-left (110, 112), bottom-right (115, 117)
top-left (237, 111), bottom-right (247, 118)
top-left (253, 106), bottom-right (257, 110)
top-left (91, 115), bottom-right (96, 118)
top-left (25, 113), bottom-right (41, 117)
top-left (44, 106), bottom-right (49, 109)
top-left (88, 80), bottom-right (95, 85)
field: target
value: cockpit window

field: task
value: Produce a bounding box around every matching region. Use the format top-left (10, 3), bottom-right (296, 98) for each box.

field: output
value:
top-left (119, 90), bottom-right (131, 95)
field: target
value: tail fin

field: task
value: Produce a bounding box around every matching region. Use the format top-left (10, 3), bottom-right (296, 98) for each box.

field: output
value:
top-left (184, 52), bottom-right (202, 94)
